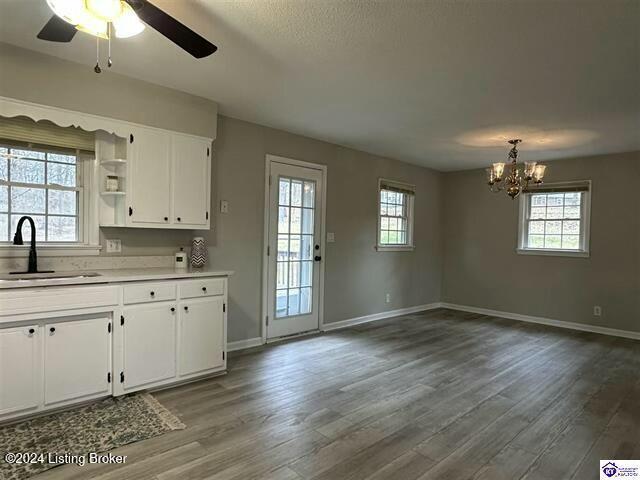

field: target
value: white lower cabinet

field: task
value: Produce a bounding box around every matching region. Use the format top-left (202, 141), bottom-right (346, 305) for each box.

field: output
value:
top-left (0, 325), bottom-right (40, 417)
top-left (179, 297), bottom-right (225, 376)
top-left (0, 275), bottom-right (228, 422)
top-left (121, 303), bottom-right (177, 392)
top-left (44, 316), bottom-right (111, 406)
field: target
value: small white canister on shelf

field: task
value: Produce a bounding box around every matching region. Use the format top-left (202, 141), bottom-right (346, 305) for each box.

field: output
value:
top-left (105, 175), bottom-right (119, 192)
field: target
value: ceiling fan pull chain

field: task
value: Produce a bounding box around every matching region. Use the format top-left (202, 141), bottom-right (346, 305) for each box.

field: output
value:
top-left (107, 23), bottom-right (113, 68)
top-left (94, 36), bottom-right (102, 74)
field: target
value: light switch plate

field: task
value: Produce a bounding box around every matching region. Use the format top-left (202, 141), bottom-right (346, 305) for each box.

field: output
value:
top-left (106, 239), bottom-right (121, 253)
top-left (327, 232), bottom-right (335, 243)
top-left (220, 200), bottom-right (229, 214)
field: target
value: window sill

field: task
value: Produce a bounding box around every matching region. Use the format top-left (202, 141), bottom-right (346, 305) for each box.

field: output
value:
top-left (516, 248), bottom-right (589, 258)
top-left (376, 245), bottom-right (415, 252)
top-left (0, 244), bottom-right (102, 258)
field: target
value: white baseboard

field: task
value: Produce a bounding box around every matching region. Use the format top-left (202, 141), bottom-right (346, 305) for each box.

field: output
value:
top-left (321, 303), bottom-right (442, 332)
top-left (227, 337), bottom-right (263, 352)
top-left (441, 303), bottom-right (640, 341)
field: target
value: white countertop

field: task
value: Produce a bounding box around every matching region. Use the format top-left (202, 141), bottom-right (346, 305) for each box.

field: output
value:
top-left (0, 267), bottom-right (233, 289)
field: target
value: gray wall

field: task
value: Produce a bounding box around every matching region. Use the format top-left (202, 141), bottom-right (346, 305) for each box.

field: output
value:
top-left (1, 43), bottom-right (444, 342)
top-left (206, 116), bottom-right (443, 342)
top-left (441, 151), bottom-right (640, 333)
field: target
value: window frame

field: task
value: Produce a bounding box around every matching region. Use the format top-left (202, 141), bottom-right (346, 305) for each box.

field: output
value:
top-left (517, 181), bottom-right (592, 258)
top-left (0, 141), bottom-right (100, 257)
top-left (376, 178), bottom-right (415, 252)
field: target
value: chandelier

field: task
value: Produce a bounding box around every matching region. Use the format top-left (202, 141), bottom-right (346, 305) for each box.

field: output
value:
top-left (486, 139), bottom-right (547, 199)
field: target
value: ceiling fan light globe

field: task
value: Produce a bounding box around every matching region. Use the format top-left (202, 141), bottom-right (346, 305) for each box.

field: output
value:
top-left (113, 2), bottom-right (145, 38)
top-left (46, 0), bottom-right (86, 25)
top-left (75, 11), bottom-right (109, 39)
top-left (85, 0), bottom-right (122, 22)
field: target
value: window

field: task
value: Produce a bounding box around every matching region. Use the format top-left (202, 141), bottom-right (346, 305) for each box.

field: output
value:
top-left (0, 143), bottom-right (84, 243)
top-left (377, 179), bottom-right (415, 251)
top-left (518, 181), bottom-right (591, 257)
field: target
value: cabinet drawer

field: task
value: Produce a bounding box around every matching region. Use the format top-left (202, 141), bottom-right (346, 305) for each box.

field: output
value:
top-left (179, 278), bottom-right (225, 299)
top-left (123, 283), bottom-right (176, 304)
top-left (0, 285), bottom-right (119, 318)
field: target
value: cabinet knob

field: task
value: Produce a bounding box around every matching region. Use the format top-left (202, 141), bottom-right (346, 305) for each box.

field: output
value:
top-left (150, 291), bottom-right (155, 297)
top-left (170, 307), bottom-right (175, 312)
top-left (28, 328), bottom-right (35, 335)
top-left (49, 327), bottom-right (56, 334)
top-left (164, 217), bottom-right (168, 221)
top-left (177, 217), bottom-right (182, 222)
top-left (184, 306), bottom-right (189, 311)
top-left (202, 287), bottom-right (207, 292)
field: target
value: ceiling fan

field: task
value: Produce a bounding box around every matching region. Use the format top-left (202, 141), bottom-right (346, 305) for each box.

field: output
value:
top-left (38, 0), bottom-right (217, 71)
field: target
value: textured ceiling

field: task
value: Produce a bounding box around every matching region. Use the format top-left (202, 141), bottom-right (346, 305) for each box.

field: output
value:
top-left (0, 0), bottom-right (638, 171)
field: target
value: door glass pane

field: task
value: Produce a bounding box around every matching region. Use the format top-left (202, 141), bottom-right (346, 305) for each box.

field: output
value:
top-left (303, 182), bottom-right (314, 207)
top-left (288, 288), bottom-right (300, 315)
top-left (291, 180), bottom-right (302, 207)
top-left (274, 175), bottom-right (317, 319)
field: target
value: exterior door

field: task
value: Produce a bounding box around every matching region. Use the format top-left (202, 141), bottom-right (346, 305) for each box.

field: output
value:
top-left (266, 160), bottom-right (324, 339)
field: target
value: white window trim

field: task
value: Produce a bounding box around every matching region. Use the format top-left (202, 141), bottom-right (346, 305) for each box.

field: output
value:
top-left (0, 148), bottom-right (101, 258)
top-left (516, 180), bottom-right (591, 258)
top-left (376, 178), bottom-right (415, 252)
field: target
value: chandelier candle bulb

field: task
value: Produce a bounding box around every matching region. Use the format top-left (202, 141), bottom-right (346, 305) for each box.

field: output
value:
top-left (492, 162), bottom-right (505, 181)
top-left (524, 161), bottom-right (537, 180)
top-left (533, 164), bottom-right (547, 183)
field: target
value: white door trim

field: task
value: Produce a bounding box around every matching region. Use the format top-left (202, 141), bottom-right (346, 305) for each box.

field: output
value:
top-left (261, 154), bottom-right (327, 343)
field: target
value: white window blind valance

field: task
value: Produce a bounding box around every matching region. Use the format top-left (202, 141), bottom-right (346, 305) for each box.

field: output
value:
top-left (0, 115), bottom-right (95, 152)
top-left (379, 179), bottom-right (416, 196)
top-left (524, 181), bottom-right (590, 194)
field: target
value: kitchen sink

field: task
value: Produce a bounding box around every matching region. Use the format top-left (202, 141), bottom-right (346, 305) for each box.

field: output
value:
top-left (0, 272), bottom-right (102, 281)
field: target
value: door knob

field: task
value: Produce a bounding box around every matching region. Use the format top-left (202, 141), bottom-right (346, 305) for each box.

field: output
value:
top-left (314, 255), bottom-right (322, 261)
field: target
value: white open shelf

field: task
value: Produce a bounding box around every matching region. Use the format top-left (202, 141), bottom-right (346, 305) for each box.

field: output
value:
top-left (100, 158), bottom-right (127, 166)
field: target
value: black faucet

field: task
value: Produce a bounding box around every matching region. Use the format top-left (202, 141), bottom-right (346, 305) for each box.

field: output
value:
top-left (12, 215), bottom-right (52, 274)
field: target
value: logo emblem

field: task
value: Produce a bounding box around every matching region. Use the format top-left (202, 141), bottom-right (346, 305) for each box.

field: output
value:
top-left (602, 462), bottom-right (618, 478)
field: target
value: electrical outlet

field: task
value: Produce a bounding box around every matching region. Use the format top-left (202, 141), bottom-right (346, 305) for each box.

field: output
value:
top-left (106, 239), bottom-right (121, 253)
top-left (327, 232), bottom-right (335, 243)
top-left (220, 200), bottom-right (229, 214)
top-left (385, 293), bottom-right (391, 303)
top-left (593, 306), bottom-right (602, 317)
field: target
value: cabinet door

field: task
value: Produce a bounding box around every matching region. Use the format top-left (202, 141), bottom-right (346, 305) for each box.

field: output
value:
top-left (0, 326), bottom-right (40, 416)
top-left (179, 297), bottom-right (225, 376)
top-left (128, 128), bottom-right (172, 225)
top-left (122, 303), bottom-right (177, 391)
top-left (172, 134), bottom-right (210, 227)
top-left (44, 317), bottom-right (111, 405)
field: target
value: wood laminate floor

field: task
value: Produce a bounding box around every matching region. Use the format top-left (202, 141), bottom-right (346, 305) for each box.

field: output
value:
top-left (34, 309), bottom-right (640, 480)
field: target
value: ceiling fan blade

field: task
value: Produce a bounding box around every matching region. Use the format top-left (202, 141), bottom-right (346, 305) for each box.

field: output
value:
top-left (37, 15), bottom-right (77, 42)
top-left (125, 0), bottom-right (218, 58)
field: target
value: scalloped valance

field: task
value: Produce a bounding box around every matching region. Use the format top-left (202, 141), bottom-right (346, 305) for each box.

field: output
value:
top-left (0, 96), bottom-right (213, 144)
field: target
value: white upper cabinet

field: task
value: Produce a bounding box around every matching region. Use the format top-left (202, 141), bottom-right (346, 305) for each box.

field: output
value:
top-left (172, 134), bottom-right (211, 227)
top-left (127, 128), bottom-right (172, 226)
top-left (126, 129), bottom-right (211, 229)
